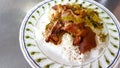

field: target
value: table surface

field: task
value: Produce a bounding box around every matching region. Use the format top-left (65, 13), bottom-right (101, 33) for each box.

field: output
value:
top-left (0, 0), bottom-right (119, 68)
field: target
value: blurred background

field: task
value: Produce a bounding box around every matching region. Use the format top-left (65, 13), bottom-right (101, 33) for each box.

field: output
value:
top-left (0, 0), bottom-right (119, 68)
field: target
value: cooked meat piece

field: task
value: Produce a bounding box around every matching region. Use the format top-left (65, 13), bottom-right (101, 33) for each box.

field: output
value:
top-left (52, 4), bottom-right (67, 11)
top-left (45, 20), bottom-right (65, 45)
top-left (52, 5), bottom-right (58, 10)
top-left (74, 9), bottom-right (86, 17)
top-left (62, 22), bottom-right (83, 36)
top-left (45, 34), bottom-right (59, 44)
top-left (45, 30), bottom-right (65, 45)
top-left (73, 36), bottom-right (81, 46)
top-left (45, 22), bottom-right (54, 35)
top-left (78, 27), bottom-right (96, 53)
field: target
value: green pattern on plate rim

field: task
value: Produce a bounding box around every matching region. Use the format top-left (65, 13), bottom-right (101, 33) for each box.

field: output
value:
top-left (20, 0), bottom-right (120, 68)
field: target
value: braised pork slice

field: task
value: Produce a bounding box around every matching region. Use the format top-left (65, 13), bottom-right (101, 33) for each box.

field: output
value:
top-left (45, 20), bottom-right (65, 45)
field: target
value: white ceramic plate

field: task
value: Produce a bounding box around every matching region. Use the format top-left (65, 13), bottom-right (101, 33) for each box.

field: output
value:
top-left (19, 0), bottom-right (120, 68)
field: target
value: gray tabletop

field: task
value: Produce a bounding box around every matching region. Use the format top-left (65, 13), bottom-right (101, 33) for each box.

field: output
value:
top-left (0, 0), bottom-right (119, 68)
